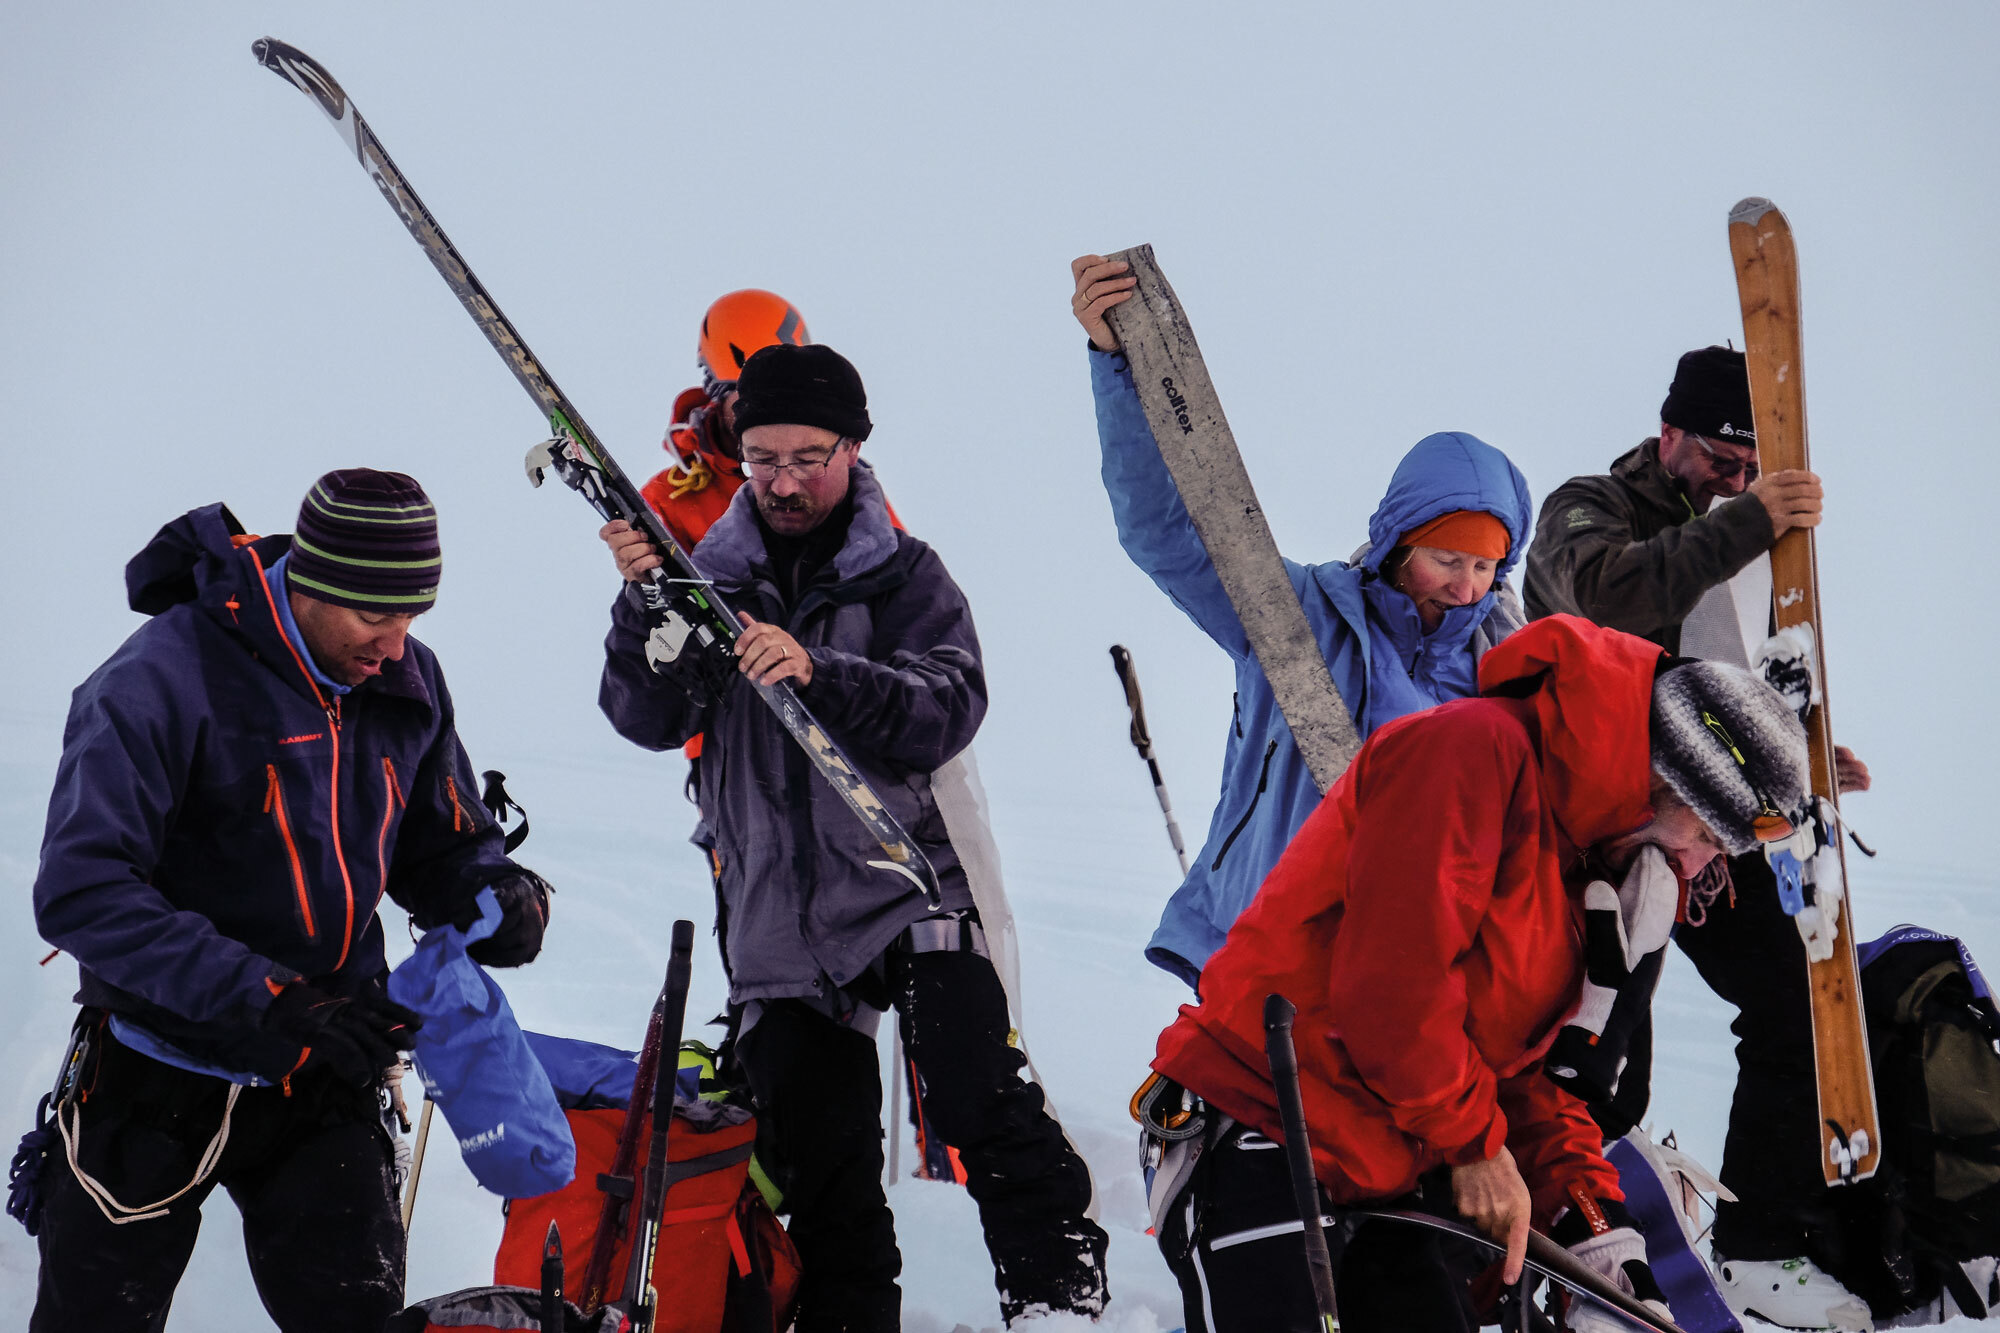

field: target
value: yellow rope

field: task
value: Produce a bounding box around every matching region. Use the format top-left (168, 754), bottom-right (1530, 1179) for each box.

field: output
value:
top-left (665, 452), bottom-right (715, 500)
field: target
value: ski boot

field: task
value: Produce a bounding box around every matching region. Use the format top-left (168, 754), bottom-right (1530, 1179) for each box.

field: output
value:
top-left (1715, 1255), bottom-right (1873, 1331)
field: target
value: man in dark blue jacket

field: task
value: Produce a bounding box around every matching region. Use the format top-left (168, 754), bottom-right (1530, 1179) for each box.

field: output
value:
top-left (599, 344), bottom-right (1106, 1331)
top-left (30, 469), bottom-right (549, 1332)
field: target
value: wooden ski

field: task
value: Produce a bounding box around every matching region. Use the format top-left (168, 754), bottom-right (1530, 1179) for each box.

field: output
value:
top-left (1103, 245), bottom-right (1361, 794)
top-left (1728, 197), bottom-right (1881, 1185)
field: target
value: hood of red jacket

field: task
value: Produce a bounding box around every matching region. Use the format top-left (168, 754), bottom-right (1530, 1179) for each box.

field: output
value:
top-left (1476, 614), bottom-right (1664, 851)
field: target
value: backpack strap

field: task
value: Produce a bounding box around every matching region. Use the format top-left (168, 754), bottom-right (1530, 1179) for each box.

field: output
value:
top-left (663, 1139), bottom-right (754, 1186)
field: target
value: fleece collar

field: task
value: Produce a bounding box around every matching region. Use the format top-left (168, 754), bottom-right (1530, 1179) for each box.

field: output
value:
top-left (692, 462), bottom-right (899, 587)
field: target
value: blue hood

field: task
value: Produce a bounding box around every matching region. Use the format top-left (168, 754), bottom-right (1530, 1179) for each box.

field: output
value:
top-left (1359, 431), bottom-right (1532, 579)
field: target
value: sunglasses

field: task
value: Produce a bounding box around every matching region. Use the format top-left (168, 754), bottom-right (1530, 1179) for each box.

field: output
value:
top-left (1700, 710), bottom-right (1794, 842)
top-left (1689, 432), bottom-right (1761, 482)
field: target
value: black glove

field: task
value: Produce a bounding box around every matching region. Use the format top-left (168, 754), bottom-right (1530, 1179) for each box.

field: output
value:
top-left (463, 870), bottom-right (551, 968)
top-left (262, 984), bottom-right (422, 1087)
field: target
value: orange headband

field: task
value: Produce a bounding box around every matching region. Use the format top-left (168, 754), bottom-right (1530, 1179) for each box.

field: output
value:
top-left (1396, 510), bottom-right (1510, 560)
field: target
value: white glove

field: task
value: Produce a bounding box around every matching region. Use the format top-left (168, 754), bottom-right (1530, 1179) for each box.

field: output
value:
top-left (1565, 1223), bottom-right (1674, 1333)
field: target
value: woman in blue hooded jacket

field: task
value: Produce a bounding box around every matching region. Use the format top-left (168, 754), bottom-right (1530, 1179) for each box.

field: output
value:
top-left (1071, 254), bottom-right (1535, 989)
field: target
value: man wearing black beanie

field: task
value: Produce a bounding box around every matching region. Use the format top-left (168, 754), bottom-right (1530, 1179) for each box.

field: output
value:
top-left (598, 343), bottom-right (1109, 1330)
top-left (1522, 346), bottom-right (1877, 1332)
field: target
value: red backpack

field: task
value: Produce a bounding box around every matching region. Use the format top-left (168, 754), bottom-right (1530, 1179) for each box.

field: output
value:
top-left (495, 1099), bottom-right (797, 1332)
top-left (392, 1045), bottom-right (799, 1333)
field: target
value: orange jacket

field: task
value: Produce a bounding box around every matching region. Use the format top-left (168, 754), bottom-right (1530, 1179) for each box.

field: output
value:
top-left (1152, 615), bottom-right (1662, 1223)
top-left (640, 386), bottom-right (742, 556)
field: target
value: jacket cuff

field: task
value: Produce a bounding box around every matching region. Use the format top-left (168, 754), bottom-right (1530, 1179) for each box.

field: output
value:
top-left (1088, 344), bottom-right (1131, 376)
top-left (795, 646), bottom-right (849, 708)
top-left (1709, 492), bottom-right (1779, 570)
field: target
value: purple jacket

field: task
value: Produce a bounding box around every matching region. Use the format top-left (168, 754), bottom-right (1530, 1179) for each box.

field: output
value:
top-left (34, 503), bottom-right (520, 1081)
top-left (599, 467), bottom-right (985, 1001)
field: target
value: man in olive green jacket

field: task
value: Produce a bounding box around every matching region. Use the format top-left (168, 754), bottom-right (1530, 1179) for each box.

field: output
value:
top-left (1523, 346), bottom-right (1822, 656)
top-left (1523, 346), bottom-right (1882, 1332)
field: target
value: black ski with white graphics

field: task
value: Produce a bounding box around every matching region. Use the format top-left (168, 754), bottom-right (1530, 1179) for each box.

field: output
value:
top-left (251, 37), bottom-right (939, 908)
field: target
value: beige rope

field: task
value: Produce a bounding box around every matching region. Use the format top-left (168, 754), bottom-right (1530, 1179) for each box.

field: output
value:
top-left (59, 1083), bottom-right (242, 1226)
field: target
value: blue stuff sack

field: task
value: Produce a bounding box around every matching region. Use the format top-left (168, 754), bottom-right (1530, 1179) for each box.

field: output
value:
top-left (522, 1031), bottom-right (641, 1110)
top-left (389, 889), bottom-right (575, 1198)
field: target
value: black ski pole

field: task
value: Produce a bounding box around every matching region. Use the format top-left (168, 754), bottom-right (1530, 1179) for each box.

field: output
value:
top-left (621, 919), bottom-right (696, 1332)
top-left (540, 1221), bottom-right (563, 1333)
top-left (1110, 645), bottom-right (1190, 876)
top-left (1264, 993), bottom-right (1340, 1332)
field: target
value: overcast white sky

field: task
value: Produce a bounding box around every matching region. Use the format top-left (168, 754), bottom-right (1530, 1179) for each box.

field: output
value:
top-left (7, 4), bottom-right (1996, 857)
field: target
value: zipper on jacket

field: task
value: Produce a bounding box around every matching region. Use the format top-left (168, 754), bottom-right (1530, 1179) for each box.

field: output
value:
top-left (378, 757), bottom-right (406, 901)
top-left (265, 765), bottom-right (317, 940)
top-left (1211, 740), bottom-right (1279, 872)
top-left (446, 775), bottom-right (464, 833)
top-left (244, 544), bottom-right (359, 973)
top-left (325, 697), bottom-right (358, 973)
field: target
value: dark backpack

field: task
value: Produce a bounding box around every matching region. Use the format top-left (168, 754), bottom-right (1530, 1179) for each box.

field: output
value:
top-left (1835, 926), bottom-right (2000, 1318)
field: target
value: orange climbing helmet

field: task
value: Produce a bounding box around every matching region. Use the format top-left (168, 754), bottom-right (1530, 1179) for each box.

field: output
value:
top-left (696, 290), bottom-right (810, 391)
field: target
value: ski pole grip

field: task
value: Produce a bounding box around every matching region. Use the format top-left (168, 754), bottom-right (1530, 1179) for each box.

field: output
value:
top-left (665, 919), bottom-right (694, 1011)
top-left (1109, 644), bottom-right (1152, 750)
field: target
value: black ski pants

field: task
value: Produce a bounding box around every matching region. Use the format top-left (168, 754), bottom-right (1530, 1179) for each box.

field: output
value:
top-left (31, 1028), bottom-right (403, 1333)
top-left (1157, 1121), bottom-right (1487, 1333)
top-left (735, 948), bottom-right (1106, 1333)
top-left (1673, 850), bottom-right (1834, 1261)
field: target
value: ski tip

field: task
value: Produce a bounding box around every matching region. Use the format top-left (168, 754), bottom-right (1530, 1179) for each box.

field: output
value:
top-left (669, 918), bottom-right (695, 954)
top-left (1263, 992), bottom-right (1297, 1031)
top-left (1729, 196), bottom-right (1779, 227)
top-left (251, 37), bottom-right (349, 120)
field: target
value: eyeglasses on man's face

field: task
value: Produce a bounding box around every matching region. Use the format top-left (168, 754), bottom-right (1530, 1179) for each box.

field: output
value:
top-left (740, 439), bottom-right (851, 482)
top-left (1688, 431), bottom-right (1760, 482)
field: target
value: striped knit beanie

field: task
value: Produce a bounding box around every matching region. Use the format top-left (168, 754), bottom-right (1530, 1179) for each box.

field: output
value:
top-left (286, 469), bottom-right (442, 614)
top-left (1650, 661), bottom-right (1809, 855)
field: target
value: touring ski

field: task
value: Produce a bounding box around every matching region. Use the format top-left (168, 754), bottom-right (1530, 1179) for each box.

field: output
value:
top-left (251, 37), bottom-right (940, 907)
top-left (1727, 197), bottom-right (1881, 1186)
top-left (1102, 247), bottom-right (1361, 793)
top-left (576, 976), bottom-right (671, 1313)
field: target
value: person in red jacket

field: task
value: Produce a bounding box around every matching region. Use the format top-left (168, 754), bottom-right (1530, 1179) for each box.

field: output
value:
top-left (1144, 614), bottom-right (1809, 1333)
top-left (639, 288), bottom-right (810, 552)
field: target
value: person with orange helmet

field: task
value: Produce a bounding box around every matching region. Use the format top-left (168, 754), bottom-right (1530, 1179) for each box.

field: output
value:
top-left (640, 290), bottom-right (812, 551)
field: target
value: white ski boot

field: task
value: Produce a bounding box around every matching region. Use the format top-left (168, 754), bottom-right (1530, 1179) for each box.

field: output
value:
top-left (1715, 1255), bottom-right (1873, 1331)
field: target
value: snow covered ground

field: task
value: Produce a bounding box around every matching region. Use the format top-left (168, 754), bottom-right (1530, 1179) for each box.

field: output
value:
top-left (4, 681), bottom-right (1996, 1329)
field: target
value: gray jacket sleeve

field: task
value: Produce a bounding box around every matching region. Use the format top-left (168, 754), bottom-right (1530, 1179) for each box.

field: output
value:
top-left (798, 546), bottom-right (987, 774)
